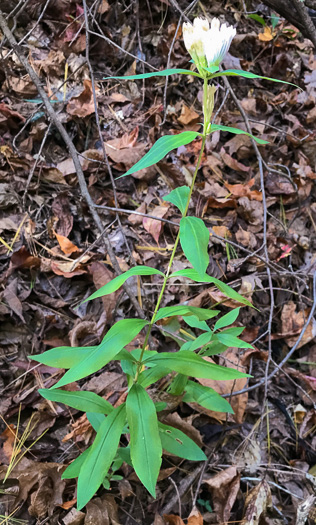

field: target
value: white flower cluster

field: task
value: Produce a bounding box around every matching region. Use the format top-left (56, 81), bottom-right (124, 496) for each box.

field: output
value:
top-left (183, 17), bottom-right (236, 73)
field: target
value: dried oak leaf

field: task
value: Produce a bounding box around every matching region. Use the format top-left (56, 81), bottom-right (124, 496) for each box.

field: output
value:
top-left (0, 457), bottom-right (66, 518)
top-left (67, 80), bottom-right (96, 118)
top-left (85, 494), bottom-right (120, 525)
top-left (178, 104), bottom-right (200, 126)
top-left (225, 178), bottom-right (262, 202)
top-left (88, 262), bottom-right (119, 323)
top-left (281, 301), bottom-right (316, 349)
top-left (220, 148), bottom-right (250, 173)
top-left (143, 204), bottom-right (169, 243)
top-left (242, 480), bottom-right (272, 525)
top-left (203, 466), bottom-right (240, 524)
top-left (52, 192), bottom-right (73, 237)
top-left (54, 231), bottom-right (79, 256)
top-left (0, 424), bottom-right (16, 463)
top-left (104, 128), bottom-right (156, 179)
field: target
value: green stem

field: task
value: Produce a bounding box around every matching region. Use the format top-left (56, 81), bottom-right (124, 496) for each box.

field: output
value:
top-left (134, 78), bottom-right (209, 382)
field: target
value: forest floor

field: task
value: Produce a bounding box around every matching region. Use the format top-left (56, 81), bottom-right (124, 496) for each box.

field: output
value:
top-left (0, 0), bottom-right (315, 524)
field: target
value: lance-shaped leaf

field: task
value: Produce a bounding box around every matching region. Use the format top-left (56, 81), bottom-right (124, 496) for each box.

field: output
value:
top-left (119, 132), bottom-right (201, 178)
top-left (104, 68), bottom-right (201, 80)
top-left (215, 332), bottom-right (254, 349)
top-left (126, 384), bottom-right (162, 498)
top-left (183, 380), bottom-right (234, 413)
top-left (163, 186), bottom-right (190, 215)
top-left (181, 331), bottom-right (214, 352)
top-left (158, 422), bottom-right (206, 461)
top-left (155, 305), bottom-right (219, 322)
top-left (30, 345), bottom-right (93, 369)
top-left (180, 217), bottom-right (210, 276)
top-left (207, 68), bottom-right (301, 89)
top-left (144, 351), bottom-right (251, 380)
top-left (209, 124), bottom-right (269, 145)
top-left (169, 269), bottom-right (252, 307)
top-left (82, 266), bottom-right (164, 303)
top-left (77, 404), bottom-right (126, 510)
top-left (39, 389), bottom-right (113, 414)
top-left (51, 319), bottom-right (148, 389)
top-left (31, 346), bottom-right (135, 370)
top-left (213, 308), bottom-right (240, 331)
top-left (138, 366), bottom-right (171, 388)
top-left (183, 315), bottom-right (211, 331)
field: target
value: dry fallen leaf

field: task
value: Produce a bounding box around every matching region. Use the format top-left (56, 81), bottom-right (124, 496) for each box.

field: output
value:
top-left (242, 480), bottom-right (272, 524)
top-left (281, 301), bottom-right (316, 349)
top-left (258, 26), bottom-right (275, 41)
top-left (54, 231), bottom-right (80, 256)
top-left (178, 104), bottom-right (200, 126)
top-left (0, 424), bottom-right (16, 463)
top-left (203, 466), bottom-right (240, 524)
top-left (187, 506), bottom-right (203, 525)
top-left (0, 457), bottom-right (66, 519)
top-left (89, 262), bottom-right (119, 323)
top-left (143, 204), bottom-right (169, 243)
top-left (67, 79), bottom-right (96, 118)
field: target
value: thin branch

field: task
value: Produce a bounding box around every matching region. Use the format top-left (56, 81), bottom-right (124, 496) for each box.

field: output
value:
top-left (293, 0), bottom-right (316, 47)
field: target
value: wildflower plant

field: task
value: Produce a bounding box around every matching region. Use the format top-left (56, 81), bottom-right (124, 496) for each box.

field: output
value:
top-left (32, 17), bottom-right (296, 509)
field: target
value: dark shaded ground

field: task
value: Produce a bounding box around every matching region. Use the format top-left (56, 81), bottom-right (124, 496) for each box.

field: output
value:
top-left (0, 0), bottom-right (315, 523)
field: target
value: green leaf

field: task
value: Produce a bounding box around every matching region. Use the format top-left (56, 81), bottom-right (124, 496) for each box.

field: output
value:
top-left (126, 384), bottom-right (162, 497)
top-left (215, 333), bottom-right (254, 349)
top-left (169, 269), bottom-right (253, 307)
top-left (180, 217), bottom-right (209, 276)
top-left (163, 186), bottom-right (190, 215)
top-left (169, 373), bottom-right (188, 395)
top-left (219, 327), bottom-right (245, 337)
top-left (117, 446), bottom-right (132, 467)
top-left (181, 331), bottom-right (213, 352)
top-left (138, 366), bottom-right (170, 388)
top-left (82, 266), bottom-right (164, 303)
top-left (208, 68), bottom-right (301, 89)
top-left (183, 315), bottom-right (211, 332)
top-left (52, 319), bottom-right (148, 389)
top-left (202, 341), bottom-right (229, 356)
top-left (210, 124), bottom-right (269, 145)
top-left (39, 389), bottom-right (114, 414)
top-left (271, 13), bottom-right (280, 29)
top-left (62, 447), bottom-right (91, 479)
top-left (30, 346), bottom-right (93, 369)
top-left (183, 380), bottom-right (234, 413)
top-left (103, 69), bottom-right (201, 80)
top-left (155, 305), bottom-right (219, 322)
top-left (158, 422), bottom-right (206, 461)
top-left (77, 404), bottom-right (126, 510)
top-left (214, 308), bottom-right (240, 331)
top-left (208, 65), bottom-right (220, 74)
top-left (144, 351), bottom-right (250, 380)
top-left (87, 412), bottom-right (105, 432)
top-left (247, 13), bottom-right (266, 26)
top-left (119, 132), bottom-right (201, 178)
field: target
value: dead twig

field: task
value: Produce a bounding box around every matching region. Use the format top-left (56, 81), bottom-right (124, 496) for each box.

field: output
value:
top-left (293, 0), bottom-right (316, 47)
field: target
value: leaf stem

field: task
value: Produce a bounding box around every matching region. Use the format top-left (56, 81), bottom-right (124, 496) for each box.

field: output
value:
top-left (134, 78), bottom-right (209, 382)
